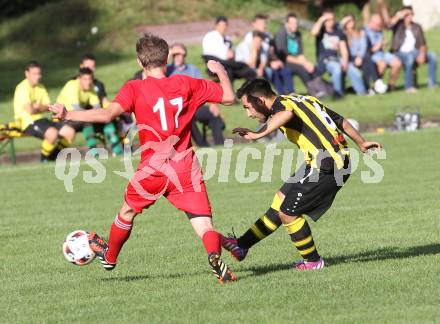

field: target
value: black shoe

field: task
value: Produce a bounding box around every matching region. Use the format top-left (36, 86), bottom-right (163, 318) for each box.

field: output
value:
top-left (208, 253), bottom-right (236, 283)
top-left (332, 92), bottom-right (344, 100)
top-left (88, 231), bottom-right (116, 271)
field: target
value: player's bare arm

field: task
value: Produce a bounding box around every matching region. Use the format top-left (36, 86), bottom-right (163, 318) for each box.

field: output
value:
top-left (49, 102), bottom-right (123, 123)
top-left (206, 60), bottom-right (235, 105)
top-left (25, 103), bottom-right (48, 114)
top-left (341, 118), bottom-right (382, 153)
top-left (233, 110), bottom-right (293, 140)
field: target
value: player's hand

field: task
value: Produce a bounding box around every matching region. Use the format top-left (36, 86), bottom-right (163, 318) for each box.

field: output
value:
top-left (207, 60), bottom-right (226, 74)
top-left (233, 127), bottom-right (259, 140)
top-left (360, 141), bottom-right (382, 153)
top-left (48, 103), bottom-right (68, 120)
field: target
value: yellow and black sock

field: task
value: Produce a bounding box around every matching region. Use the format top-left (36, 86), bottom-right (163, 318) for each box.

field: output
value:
top-left (237, 194), bottom-right (283, 249)
top-left (283, 216), bottom-right (320, 262)
top-left (47, 137), bottom-right (71, 160)
top-left (41, 139), bottom-right (56, 161)
top-left (56, 137), bottom-right (71, 151)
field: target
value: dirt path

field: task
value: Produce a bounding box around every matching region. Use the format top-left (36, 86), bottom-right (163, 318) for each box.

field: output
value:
top-left (134, 18), bottom-right (251, 44)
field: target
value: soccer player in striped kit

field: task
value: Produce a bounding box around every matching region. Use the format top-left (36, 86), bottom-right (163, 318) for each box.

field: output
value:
top-left (224, 78), bottom-right (381, 270)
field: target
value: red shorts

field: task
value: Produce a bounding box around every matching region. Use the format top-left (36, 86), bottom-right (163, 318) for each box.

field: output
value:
top-left (124, 160), bottom-right (211, 216)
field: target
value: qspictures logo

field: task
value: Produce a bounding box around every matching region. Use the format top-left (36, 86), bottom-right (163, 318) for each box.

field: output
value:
top-left (54, 123), bottom-right (386, 199)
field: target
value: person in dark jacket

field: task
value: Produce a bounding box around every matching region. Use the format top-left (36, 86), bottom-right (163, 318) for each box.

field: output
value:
top-left (390, 6), bottom-right (437, 92)
top-left (274, 12), bottom-right (315, 92)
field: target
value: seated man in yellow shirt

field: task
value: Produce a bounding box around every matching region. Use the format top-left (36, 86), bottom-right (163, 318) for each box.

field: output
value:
top-left (57, 68), bottom-right (122, 156)
top-left (13, 61), bottom-right (75, 162)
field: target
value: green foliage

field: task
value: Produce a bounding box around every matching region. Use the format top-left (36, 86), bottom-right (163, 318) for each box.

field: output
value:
top-left (1, 128), bottom-right (440, 322)
top-left (0, 0), bottom-right (61, 19)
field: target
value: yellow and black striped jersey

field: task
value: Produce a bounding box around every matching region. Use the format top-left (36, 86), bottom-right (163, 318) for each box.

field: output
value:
top-left (272, 94), bottom-right (349, 170)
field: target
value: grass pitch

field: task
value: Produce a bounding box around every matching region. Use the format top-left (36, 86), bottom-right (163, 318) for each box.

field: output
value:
top-left (1, 128), bottom-right (439, 323)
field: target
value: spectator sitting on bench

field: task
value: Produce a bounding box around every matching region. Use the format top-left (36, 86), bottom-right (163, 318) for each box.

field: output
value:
top-left (202, 16), bottom-right (256, 83)
top-left (341, 14), bottom-right (388, 94)
top-left (363, 11), bottom-right (401, 92)
top-left (56, 68), bottom-right (123, 156)
top-left (311, 9), bottom-right (366, 96)
top-left (390, 6), bottom-right (438, 93)
top-left (13, 61), bottom-right (75, 162)
top-left (243, 14), bottom-right (271, 78)
top-left (80, 54), bottom-right (134, 144)
top-left (274, 12), bottom-right (315, 94)
top-left (167, 43), bottom-right (225, 147)
top-left (235, 31), bottom-right (267, 77)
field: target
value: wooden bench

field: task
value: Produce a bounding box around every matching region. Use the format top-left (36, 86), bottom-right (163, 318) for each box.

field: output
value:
top-left (0, 121), bottom-right (25, 165)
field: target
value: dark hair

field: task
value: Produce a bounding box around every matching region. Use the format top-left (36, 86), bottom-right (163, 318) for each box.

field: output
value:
top-left (136, 34), bottom-right (169, 69)
top-left (322, 8), bottom-right (334, 14)
top-left (285, 12), bottom-right (297, 22)
top-left (237, 78), bottom-right (276, 99)
top-left (215, 16), bottom-right (228, 24)
top-left (252, 30), bottom-right (266, 39)
top-left (81, 53), bottom-right (96, 63)
top-left (25, 60), bottom-right (41, 71)
top-left (253, 13), bottom-right (268, 21)
top-left (237, 79), bottom-right (276, 117)
top-left (402, 5), bottom-right (413, 12)
top-left (78, 67), bottom-right (93, 76)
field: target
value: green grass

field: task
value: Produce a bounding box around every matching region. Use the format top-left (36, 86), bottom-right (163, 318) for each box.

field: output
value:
top-left (1, 128), bottom-right (440, 323)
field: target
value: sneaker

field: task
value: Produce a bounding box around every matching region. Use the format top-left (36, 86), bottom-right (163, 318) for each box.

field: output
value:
top-left (87, 231), bottom-right (116, 271)
top-left (221, 233), bottom-right (248, 262)
top-left (208, 253), bottom-right (237, 283)
top-left (405, 87), bottom-right (418, 94)
top-left (294, 257), bottom-right (325, 271)
top-left (374, 79), bottom-right (388, 94)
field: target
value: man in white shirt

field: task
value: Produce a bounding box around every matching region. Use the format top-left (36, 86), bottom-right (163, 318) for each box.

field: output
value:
top-left (235, 31), bottom-right (266, 72)
top-left (243, 14), bottom-right (271, 77)
top-left (202, 16), bottom-right (234, 60)
top-left (202, 16), bottom-right (256, 83)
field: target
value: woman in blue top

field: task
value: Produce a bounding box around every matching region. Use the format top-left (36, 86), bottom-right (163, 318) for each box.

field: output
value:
top-left (342, 14), bottom-right (388, 94)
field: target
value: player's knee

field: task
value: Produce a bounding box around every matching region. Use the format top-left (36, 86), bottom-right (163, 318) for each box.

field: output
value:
top-left (279, 210), bottom-right (300, 224)
top-left (189, 215), bottom-right (214, 238)
top-left (60, 125), bottom-right (76, 141)
top-left (44, 127), bottom-right (58, 143)
top-left (119, 203), bottom-right (137, 222)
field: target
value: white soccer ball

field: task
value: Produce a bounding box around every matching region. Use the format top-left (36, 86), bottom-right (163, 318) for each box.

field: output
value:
top-left (63, 230), bottom-right (96, 266)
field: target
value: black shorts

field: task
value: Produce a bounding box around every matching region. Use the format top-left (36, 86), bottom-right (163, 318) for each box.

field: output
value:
top-left (56, 120), bottom-right (89, 132)
top-left (23, 118), bottom-right (61, 139)
top-left (279, 159), bottom-right (351, 221)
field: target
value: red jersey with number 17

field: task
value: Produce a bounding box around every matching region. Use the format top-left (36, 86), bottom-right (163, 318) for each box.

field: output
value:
top-left (113, 74), bottom-right (223, 163)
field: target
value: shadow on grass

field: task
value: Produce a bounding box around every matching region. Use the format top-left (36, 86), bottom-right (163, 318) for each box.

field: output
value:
top-left (239, 243), bottom-right (440, 279)
top-left (100, 271), bottom-right (206, 282)
top-left (98, 243), bottom-right (440, 282)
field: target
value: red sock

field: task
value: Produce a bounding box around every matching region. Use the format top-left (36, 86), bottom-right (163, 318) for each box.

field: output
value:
top-left (106, 214), bottom-right (133, 264)
top-left (202, 230), bottom-right (221, 255)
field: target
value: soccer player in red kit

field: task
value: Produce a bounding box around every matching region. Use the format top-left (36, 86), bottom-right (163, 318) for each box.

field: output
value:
top-left (49, 34), bottom-right (237, 283)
